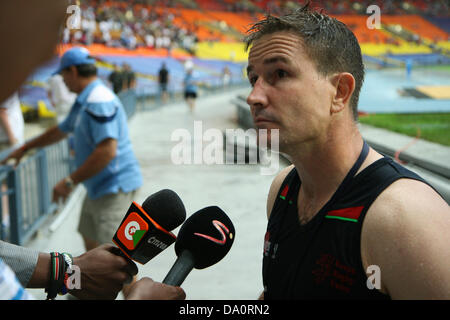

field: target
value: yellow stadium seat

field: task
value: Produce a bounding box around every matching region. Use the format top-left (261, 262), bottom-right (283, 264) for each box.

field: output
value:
top-left (37, 100), bottom-right (56, 119)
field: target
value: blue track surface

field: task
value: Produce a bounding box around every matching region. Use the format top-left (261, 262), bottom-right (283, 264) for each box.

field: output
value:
top-left (19, 55), bottom-right (450, 114)
top-left (358, 67), bottom-right (450, 114)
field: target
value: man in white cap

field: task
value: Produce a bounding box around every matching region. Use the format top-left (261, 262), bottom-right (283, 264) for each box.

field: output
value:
top-left (3, 47), bottom-right (143, 297)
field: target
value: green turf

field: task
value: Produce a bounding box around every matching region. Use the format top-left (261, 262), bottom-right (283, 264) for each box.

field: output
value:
top-left (416, 65), bottom-right (450, 73)
top-left (358, 113), bottom-right (450, 146)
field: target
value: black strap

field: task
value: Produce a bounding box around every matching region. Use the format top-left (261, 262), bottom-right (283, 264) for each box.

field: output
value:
top-left (324, 141), bottom-right (369, 207)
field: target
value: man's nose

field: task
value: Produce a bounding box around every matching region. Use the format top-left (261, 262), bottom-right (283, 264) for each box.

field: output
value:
top-left (246, 78), bottom-right (268, 110)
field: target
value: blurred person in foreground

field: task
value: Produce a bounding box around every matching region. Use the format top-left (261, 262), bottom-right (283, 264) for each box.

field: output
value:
top-left (245, 3), bottom-right (450, 299)
top-left (3, 46), bottom-right (143, 298)
top-left (0, 0), bottom-right (184, 300)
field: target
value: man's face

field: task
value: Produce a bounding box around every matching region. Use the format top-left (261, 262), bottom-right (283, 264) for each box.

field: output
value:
top-left (246, 31), bottom-right (336, 153)
top-left (61, 67), bottom-right (78, 93)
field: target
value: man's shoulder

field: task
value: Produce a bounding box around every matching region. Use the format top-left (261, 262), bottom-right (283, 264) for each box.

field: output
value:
top-left (361, 177), bottom-right (450, 299)
top-left (266, 165), bottom-right (295, 219)
top-left (362, 177), bottom-right (448, 262)
top-left (366, 178), bottom-right (446, 221)
top-left (82, 83), bottom-right (121, 121)
top-left (86, 83), bottom-right (117, 104)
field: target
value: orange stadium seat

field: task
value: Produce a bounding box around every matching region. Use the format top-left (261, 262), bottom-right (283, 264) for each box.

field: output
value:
top-left (329, 15), bottom-right (390, 44)
top-left (382, 15), bottom-right (449, 42)
top-left (206, 11), bottom-right (257, 34)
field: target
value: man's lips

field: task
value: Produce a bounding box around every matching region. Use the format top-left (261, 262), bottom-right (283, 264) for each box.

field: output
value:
top-left (254, 115), bottom-right (276, 125)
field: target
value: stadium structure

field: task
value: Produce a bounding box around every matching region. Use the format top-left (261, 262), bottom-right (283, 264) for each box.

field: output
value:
top-left (18, 0), bottom-right (450, 118)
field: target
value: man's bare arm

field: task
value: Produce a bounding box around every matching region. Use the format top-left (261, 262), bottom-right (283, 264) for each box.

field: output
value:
top-left (52, 138), bottom-right (117, 202)
top-left (362, 178), bottom-right (450, 299)
top-left (70, 138), bottom-right (117, 184)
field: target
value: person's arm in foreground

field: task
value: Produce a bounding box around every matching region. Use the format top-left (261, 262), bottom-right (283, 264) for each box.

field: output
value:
top-left (27, 244), bottom-right (138, 299)
top-left (1, 125), bottom-right (67, 166)
top-left (125, 277), bottom-right (186, 300)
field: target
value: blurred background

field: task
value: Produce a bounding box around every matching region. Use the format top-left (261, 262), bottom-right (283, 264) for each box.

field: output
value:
top-left (18, 0), bottom-right (450, 146)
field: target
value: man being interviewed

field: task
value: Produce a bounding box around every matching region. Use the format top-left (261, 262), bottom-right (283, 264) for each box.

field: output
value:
top-left (245, 3), bottom-right (450, 299)
top-left (3, 47), bottom-right (143, 270)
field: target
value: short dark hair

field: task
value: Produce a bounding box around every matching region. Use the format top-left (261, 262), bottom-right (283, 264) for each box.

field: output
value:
top-left (64, 60), bottom-right (97, 78)
top-left (244, 2), bottom-right (364, 120)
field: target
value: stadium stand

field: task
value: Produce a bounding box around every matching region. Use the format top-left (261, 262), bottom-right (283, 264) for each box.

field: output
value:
top-left (15, 0), bottom-right (450, 118)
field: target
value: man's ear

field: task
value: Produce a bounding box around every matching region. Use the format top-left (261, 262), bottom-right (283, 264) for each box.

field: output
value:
top-left (330, 73), bottom-right (355, 114)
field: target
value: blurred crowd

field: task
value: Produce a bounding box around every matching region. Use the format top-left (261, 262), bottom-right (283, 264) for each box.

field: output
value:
top-left (63, 0), bottom-right (449, 52)
top-left (243, 0), bottom-right (450, 16)
top-left (63, 0), bottom-right (199, 53)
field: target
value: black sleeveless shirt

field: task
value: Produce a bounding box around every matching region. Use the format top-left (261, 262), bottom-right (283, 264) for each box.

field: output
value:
top-left (262, 142), bottom-right (432, 300)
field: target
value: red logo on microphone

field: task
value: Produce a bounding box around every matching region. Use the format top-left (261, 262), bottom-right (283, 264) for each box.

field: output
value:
top-left (194, 220), bottom-right (232, 245)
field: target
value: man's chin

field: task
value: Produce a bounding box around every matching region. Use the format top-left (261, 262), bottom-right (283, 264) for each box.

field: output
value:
top-left (256, 127), bottom-right (281, 149)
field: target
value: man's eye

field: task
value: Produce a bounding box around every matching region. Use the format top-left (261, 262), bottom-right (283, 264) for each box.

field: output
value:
top-left (249, 76), bottom-right (258, 86)
top-left (276, 69), bottom-right (287, 78)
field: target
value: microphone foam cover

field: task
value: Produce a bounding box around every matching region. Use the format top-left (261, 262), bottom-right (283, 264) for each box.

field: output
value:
top-left (175, 206), bottom-right (235, 269)
top-left (141, 189), bottom-right (186, 231)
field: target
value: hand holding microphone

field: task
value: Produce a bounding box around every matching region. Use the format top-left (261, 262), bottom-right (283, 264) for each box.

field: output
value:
top-left (163, 206), bottom-right (235, 286)
top-left (112, 192), bottom-right (236, 299)
top-left (125, 277), bottom-right (186, 300)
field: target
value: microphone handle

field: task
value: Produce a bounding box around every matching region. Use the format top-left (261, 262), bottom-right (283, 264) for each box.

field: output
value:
top-left (162, 250), bottom-right (195, 286)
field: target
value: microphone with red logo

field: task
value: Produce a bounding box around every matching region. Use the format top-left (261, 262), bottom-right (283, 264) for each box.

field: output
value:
top-left (162, 206), bottom-right (235, 286)
top-left (112, 189), bottom-right (186, 264)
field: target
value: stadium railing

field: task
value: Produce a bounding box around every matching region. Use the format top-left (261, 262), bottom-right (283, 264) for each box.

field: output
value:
top-left (0, 140), bottom-right (74, 245)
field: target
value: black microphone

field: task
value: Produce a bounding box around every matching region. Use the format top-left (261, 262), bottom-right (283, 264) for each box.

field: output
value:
top-left (162, 206), bottom-right (235, 286)
top-left (112, 189), bottom-right (186, 264)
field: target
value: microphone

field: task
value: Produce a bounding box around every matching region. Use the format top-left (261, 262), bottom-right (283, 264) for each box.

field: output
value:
top-left (162, 206), bottom-right (235, 286)
top-left (112, 189), bottom-right (186, 264)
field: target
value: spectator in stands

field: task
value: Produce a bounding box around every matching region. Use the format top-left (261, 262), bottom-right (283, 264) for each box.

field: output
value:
top-left (158, 62), bottom-right (170, 104)
top-left (3, 47), bottom-right (144, 298)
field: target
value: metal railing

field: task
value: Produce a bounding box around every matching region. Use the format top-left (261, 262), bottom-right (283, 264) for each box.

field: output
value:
top-left (0, 140), bottom-right (74, 245)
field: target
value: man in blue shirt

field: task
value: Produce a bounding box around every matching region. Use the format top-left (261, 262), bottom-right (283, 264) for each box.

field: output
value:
top-left (4, 48), bottom-right (143, 296)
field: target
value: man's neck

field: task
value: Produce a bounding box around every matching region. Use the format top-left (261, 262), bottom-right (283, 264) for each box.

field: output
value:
top-left (289, 122), bottom-right (364, 201)
top-left (77, 76), bottom-right (98, 94)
